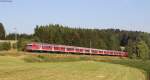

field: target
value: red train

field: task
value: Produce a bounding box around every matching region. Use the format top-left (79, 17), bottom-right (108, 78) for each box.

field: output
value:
top-left (26, 42), bottom-right (128, 57)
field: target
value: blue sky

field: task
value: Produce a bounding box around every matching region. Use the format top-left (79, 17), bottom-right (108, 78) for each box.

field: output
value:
top-left (0, 0), bottom-right (150, 34)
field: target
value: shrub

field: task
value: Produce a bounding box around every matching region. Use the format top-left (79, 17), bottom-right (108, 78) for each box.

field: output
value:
top-left (0, 42), bottom-right (11, 51)
top-left (23, 54), bottom-right (89, 62)
top-left (23, 55), bottom-right (43, 62)
top-left (0, 53), bottom-right (6, 56)
top-left (17, 38), bottom-right (32, 51)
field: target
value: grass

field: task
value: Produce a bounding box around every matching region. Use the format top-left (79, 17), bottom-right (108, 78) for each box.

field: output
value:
top-left (0, 52), bottom-right (147, 80)
top-left (107, 59), bottom-right (150, 79)
top-left (22, 52), bottom-right (127, 62)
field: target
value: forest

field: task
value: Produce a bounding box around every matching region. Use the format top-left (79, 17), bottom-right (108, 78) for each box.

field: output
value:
top-left (0, 23), bottom-right (150, 60)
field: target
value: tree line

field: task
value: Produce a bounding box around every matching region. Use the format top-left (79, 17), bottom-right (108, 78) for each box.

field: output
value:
top-left (33, 24), bottom-right (150, 59)
top-left (0, 22), bottom-right (150, 60)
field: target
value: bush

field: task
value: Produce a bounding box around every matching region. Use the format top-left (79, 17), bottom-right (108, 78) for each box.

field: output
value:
top-left (0, 53), bottom-right (6, 56)
top-left (23, 54), bottom-right (89, 62)
top-left (17, 38), bottom-right (31, 51)
top-left (0, 42), bottom-right (11, 51)
top-left (23, 55), bottom-right (43, 62)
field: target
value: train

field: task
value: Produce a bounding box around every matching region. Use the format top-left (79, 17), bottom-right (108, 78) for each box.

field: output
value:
top-left (26, 42), bottom-right (128, 57)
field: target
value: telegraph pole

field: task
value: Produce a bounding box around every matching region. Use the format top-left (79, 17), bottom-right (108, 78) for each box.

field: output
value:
top-left (14, 27), bottom-right (18, 51)
top-left (90, 40), bottom-right (92, 55)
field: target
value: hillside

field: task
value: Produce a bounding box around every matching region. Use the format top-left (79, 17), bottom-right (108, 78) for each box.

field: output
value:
top-left (0, 54), bottom-right (147, 80)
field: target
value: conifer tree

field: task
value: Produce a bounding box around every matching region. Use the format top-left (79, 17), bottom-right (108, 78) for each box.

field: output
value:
top-left (0, 23), bottom-right (6, 40)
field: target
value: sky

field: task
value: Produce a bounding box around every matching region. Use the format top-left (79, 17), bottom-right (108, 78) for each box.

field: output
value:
top-left (0, 0), bottom-right (150, 34)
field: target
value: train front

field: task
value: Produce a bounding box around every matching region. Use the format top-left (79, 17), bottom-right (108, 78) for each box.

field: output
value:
top-left (26, 43), bottom-right (41, 51)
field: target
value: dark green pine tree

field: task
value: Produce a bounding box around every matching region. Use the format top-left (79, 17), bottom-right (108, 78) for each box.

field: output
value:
top-left (0, 23), bottom-right (6, 40)
top-left (126, 39), bottom-right (137, 59)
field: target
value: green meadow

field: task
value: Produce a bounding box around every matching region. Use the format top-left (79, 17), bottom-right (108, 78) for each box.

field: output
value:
top-left (0, 52), bottom-right (147, 80)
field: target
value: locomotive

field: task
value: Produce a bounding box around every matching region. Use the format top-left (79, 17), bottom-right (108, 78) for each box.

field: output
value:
top-left (26, 42), bottom-right (128, 57)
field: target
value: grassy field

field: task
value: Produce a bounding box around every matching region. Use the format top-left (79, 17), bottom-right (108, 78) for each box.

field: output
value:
top-left (0, 55), bottom-right (146, 80)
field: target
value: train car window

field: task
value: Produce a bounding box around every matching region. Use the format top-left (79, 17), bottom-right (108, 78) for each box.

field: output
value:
top-left (104, 51), bottom-right (108, 53)
top-left (79, 49), bottom-right (83, 52)
top-left (67, 48), bottom-right (74, 51)
top-left (91, 50), bottom-right (97, 53)
top-left (85, 50), bottom-right (90, 52)
top-left (26, 45), bottom-right (32, 49)
top-left (110, 52), bottom-right (113, 54)
top-left (42, 45), bottom-right (49, 48)
top-left (54, 47), bottom-right (59, 50)
top-left (60, 47), bottom-right (65, 51)
top-left (75, 49), bottom-right (80, 52)
top-left (60, 47), bottom-right (65, 49)
top-left (99, 51), bottom-right (103, 53)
